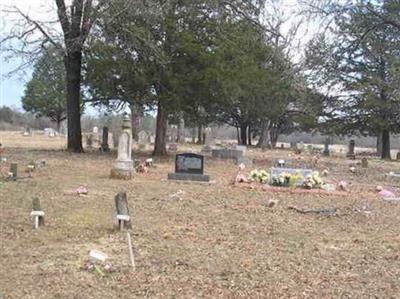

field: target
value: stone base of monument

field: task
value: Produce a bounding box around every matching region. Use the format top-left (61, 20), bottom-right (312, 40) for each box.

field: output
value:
top-left (110, 160), bottom-right (134, 180)
top-left (168, 172), bottom-right (210, 182)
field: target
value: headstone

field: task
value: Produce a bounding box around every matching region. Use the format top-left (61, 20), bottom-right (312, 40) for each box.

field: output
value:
top-left (212, 148), bottom-right (243, 161)
top-left (361, 157), bottom-right (368, 168)
top-left (346, 140), bottom-right (356, 159)
top-left (168, 153), bottom-right (210, 182)
top-left (270, 167), bottom-right (313, 186)
top-left (323, 138), bottom-right (330, 156)
top-left (31, 198), bottom-right (45, 227)
top-left (110, 115), bottom-right (134, 179)
top-left (235, 145), bottom-right (247, 152)
top-left (397, 151), bottom-right (400, 161)
top-left (100, 127), bottom-right (110, 152)
top-left (138, 130), bottom-right (150, 145)
top-left (93, 126), bottom-right (99, 134)
top-left (115, 191), bottom-right (132, 229)
top-left (10, 163), bottom-right (17, 181)
top-left (168, 143), bottom-right (178, 153)
top-left (280, 143), bottom-right (284, 149)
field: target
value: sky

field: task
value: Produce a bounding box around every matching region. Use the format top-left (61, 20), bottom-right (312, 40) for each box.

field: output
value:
top-left (0, 0), bottom-right (316, 112)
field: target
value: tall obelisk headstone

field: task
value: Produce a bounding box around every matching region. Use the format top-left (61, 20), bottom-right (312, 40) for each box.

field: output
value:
top-left (110, 115), bottom-right (134, 179)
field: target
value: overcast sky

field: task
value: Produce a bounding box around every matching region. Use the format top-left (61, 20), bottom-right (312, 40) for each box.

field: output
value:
top-left (0, 0), bottom-right (315, 112)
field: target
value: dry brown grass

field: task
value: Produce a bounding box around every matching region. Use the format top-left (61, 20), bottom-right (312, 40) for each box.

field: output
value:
top-left (0, 131), bottom-right (399, 298)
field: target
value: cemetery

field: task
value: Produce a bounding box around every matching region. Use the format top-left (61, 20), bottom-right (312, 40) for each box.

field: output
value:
top-left (1, 0), bottom-right (400, 297)
top-left (1, 129), bottom-right (400, 298)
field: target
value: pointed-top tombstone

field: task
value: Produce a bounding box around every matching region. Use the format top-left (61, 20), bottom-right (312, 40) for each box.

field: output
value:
top-left (110, 115), bottom-right (134, 179)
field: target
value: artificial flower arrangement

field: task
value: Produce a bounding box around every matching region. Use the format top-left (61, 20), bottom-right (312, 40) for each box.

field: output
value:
top-left (271, 171), bottom-right (304, 187)
top-left (249, 169), bottom-right (270, 184)
top-left (303, 171), bottom-right (323, 189)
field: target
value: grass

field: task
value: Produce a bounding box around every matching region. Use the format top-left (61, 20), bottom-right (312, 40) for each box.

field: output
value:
top-left (0, 131), bottom-right (399, 298)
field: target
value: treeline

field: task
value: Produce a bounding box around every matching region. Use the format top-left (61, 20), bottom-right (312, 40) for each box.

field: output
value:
top-left (0, 106), bottom-right (54, 131)
top-left (2, 0), bottom-right (399, 159)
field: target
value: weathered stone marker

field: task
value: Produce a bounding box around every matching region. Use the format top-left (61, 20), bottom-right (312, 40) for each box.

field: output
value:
top-left (10, 163), bottom-right (17, 181)
top-left (110, 115), bottom-right (134, 179)
top-left (31, 198), bottom-right (45, 229)
top-left (168, 153), bottom-right (210, 182)
top-left (346, 140), bottom-right (356, 159)
top-left (115, 192), bottom-right (132, 230)
top-left (323, 138), bottom-right (330, 156)
top-left (100, 126), bottom-right (110, 152)
top-left (361, 157), bottom-right (368, 168)
top-left (212, 148), bottom-right (243, 161)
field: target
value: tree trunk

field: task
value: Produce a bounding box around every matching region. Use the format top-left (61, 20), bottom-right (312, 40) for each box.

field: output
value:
top-left (65, 52), bottom-right (83, 152)
top-left (56, 119), bottom-right (61, 134)
top-left (270, 126), bottom-right (279, 148)
top-left (381, 129), bottom-right (391, 160)
top-left (240, 124), bottom-right (247, 145)
top-left (152, 101), bottom-right (167, 156)
top-left (256, 122), bottom-right (270, 148)
top-left (236, 127), bottom-right (240, 144)
top-left (177, 117), bottom-right (185, 143)
top-left (376, 132), bottom-right (382, 155)
top-left (191, 128), bottom-right (196, 143)
top-left (197, 125), bottom-right (202, 144)
top-left (247, 126), bottom-right (252, 146)
top-left (129, 103), bottom-right (140, 142)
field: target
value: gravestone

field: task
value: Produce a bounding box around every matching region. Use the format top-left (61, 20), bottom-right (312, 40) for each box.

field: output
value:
top-left (168, 143), bottom-right (178, 153)
top-left (397, 151), bottom-right (400, 161)
top-left (361, 157), bottom-right (368, 168)
top-left (235, 145), bottom-right (247, 152)
top-left (212, 148), bottom-right (243, 161)
top-left (110, 115), bottom-right (134, 179)
top-left (115, 192), bottom-right (132, 229)
top-left (168, 153), bottom-right (210, 182)
top-left (138, 130), bottom-right (150, 145)
top-left (323, 138), bottom-right (330, 156)
top-left (346, 140), bottom-right (356, 159)
top-left (100, 127), bottom-right (110, 152)
top-left (10, 163), bottom-right (17, 181)
top-left (93, 126), bottom-right (99, 134)
top-left (31, 198), bottom-right (45, 228)
top-left (270, 167), bottom-right (313, 186)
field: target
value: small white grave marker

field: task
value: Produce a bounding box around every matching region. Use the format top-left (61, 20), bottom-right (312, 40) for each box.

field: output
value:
top-left (30, 210), bottom-right (45, 229)
top-left (89, 249), bottom-right (108, 263)
top-left (117, 214), bottom-right (131, 231)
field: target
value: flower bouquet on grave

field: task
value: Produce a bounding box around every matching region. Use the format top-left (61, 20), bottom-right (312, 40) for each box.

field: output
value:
top-left (271, 172), bottom-right (291, 187)
top-left (303, 171), bottom-right (323, 189)
top-left (249, 169), bottom-right (270, 184)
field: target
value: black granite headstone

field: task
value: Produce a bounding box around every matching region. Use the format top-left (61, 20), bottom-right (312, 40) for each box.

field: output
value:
top-left (168, 153), bottom-right (209, 182)
top-left (175, 153), bottom-right (204, 174)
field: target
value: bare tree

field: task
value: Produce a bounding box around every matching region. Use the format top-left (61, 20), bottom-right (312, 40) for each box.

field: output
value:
top-left (1, 0), bottom-right (98, 152)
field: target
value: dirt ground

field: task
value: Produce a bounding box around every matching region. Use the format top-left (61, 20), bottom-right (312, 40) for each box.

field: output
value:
top-left (1, 131), bottom-right (399, 299)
